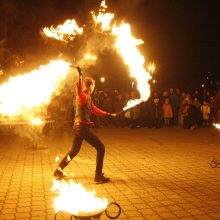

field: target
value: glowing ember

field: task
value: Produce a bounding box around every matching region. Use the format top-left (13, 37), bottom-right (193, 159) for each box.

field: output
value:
top-left (31, 117), bottom-right (43, 125)
top-left (52, 179), bottom-right (108, 215)
top-left (42, 19), bottom-right (83, 42)
top-left (213, 123), bottom-right (220, 129)
top-left (0, 60), bottom-right (71, 120)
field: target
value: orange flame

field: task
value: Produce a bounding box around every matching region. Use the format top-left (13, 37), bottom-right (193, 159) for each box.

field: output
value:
top-left (0, 60), bottom-right (71, 121)
top-left (42, 19), bottom-right (83, 42)
top-left (52, 179), bottom-right (108, 215)
top-left (93, 1), bottom-right (151, 110)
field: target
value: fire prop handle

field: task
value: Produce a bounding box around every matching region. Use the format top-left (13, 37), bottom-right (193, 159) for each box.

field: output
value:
top-left (54, 202), bottom-right (121, 220)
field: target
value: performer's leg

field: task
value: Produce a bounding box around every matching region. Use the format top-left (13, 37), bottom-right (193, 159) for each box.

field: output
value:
top-left (59, 134), bottom-right (83, 170)
top-left (54, 127), bottom-right (83, 178)
top-left (81, 127), bottom-right (110, 183)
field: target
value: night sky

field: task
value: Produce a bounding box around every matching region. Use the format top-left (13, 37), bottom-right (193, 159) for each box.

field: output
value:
top-left (0, 0), bottom-right (220, 91)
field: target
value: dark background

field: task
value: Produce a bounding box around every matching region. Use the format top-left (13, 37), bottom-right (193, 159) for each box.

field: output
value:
top-left (0, 0), bottom-right (220, 92)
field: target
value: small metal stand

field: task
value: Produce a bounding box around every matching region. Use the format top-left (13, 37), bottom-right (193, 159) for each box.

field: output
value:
top-left (54, 202), bottom-right (121, 220)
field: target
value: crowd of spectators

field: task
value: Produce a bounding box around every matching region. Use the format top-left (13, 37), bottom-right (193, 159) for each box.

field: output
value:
top-left (47, 86), bottom-right (220, 131)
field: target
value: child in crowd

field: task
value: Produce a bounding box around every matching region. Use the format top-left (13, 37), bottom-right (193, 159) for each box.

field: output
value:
top-left (201, 101), bottom-right (211, 126)
top-left (162, 98), bottom-right (173, 126)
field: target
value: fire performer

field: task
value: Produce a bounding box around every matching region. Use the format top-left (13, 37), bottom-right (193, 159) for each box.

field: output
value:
top-left (54, 67), bottom-right (116, 183)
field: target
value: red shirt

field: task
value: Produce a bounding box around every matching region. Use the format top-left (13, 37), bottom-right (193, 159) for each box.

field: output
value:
top-left (76, 77), bottom-right (107, 125)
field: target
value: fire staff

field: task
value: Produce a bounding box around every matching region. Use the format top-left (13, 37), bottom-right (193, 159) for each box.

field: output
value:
top-left (54, 67), bottom-right (116, 183)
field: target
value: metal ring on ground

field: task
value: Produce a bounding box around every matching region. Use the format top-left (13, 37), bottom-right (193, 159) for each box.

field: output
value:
top-left (54, 211), bottom-right (61, 220)
top-left (105, 202), bottom-right (121, 219)
top-left (210, 158), bottom-right (220, 168)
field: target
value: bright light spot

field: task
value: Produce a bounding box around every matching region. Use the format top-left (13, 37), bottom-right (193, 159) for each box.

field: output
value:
top-left (148, 63), bottom-right (155, 74)
top-left (31, 118), bottom-right (43, 125)
top-left (0, 70), bottom-right (3, 75)
top-left (84, 54), bottom-right (97, 61)
top-left (201, 84), bottom-right (205, 88)
top-left (100, 77), bottom-right (105, 83)
top-left (213, 123), bottom-right (220, 129)
top-left (55, 156), bottom-right (60, 163)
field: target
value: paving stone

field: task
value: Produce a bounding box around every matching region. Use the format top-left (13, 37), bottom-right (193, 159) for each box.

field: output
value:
top-left (1, 128), bottom-right (220, 220)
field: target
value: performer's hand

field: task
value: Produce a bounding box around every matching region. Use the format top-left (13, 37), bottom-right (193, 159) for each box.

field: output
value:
top-left (107, 113), bottom-right (117, 118)
top-left (75, 66), bottom-right (82, 76)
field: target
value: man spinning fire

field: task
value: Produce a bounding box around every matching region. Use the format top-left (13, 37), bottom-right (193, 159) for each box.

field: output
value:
top-left (54, 67), bottom-right (116, 183)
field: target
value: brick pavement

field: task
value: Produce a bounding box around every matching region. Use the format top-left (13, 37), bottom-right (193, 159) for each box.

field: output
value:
top-left (0, 126), bottom-right (220, 220)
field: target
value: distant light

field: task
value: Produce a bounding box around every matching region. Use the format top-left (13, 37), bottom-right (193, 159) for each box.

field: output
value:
top-left (201, 84), bottom-right (205, 88)
top-left (131, 81), bottom-right (135, 88)
top-left (0, 70), bottom-right (3, 75)
top-left (84, 53), bottom-right (97, 61)
top-left (213, 123), bottom-right (220, 129)
top-left (152, 79), bottom-right (156, 84)
top-left (32, 118), bottom-right (43, 125)
top-left (148, 62), bottom-right (156, 74)
top-left (100, 77), bottom-right (105, 83)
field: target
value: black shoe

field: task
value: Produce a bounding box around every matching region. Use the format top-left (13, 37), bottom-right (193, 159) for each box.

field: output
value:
top-left (94, 173), bottom-right (110, 184)
top-left (53, 169), bottom-right (66, 179)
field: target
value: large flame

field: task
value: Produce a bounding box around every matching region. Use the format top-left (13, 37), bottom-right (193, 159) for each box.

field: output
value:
top-left (93, 1), bottom-right (152, 110)
top-left (42, 19), bottom-right (83, 42)
top-left (52, 179), bottom-right (108, 215)
top-left (0, 60), bottom-right (71, 120)
top-left (91, 0), bottom-right (114, 32)
top-left (42, 1), bottom-right (151, 111)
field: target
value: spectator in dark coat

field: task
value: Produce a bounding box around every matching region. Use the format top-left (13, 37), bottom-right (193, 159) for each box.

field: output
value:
top-left (113, 94), bottom-right (126, 127)
top-left (169, 88), bottom-right (180, 126)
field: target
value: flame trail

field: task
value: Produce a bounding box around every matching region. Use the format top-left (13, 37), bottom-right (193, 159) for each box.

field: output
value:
top-left (43, 1), bottom-right (152, 110)
top-left (42, 19), bottom-right (83, 42)
top-left (93, 1), bottom-right (152, 110)
top-left (0, 60), bottom-right (71, 121)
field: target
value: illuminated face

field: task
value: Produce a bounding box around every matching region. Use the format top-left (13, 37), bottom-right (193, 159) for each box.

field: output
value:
top-left (90, 83), bottom-right (95, 93)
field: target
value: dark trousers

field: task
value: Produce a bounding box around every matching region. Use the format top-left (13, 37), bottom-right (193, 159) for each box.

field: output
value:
top-left (58, 124), bottom-right (105, 175)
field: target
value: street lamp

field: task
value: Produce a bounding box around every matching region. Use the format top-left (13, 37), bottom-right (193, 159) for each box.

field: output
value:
top-left (100, 77), bottom-right (105, 83)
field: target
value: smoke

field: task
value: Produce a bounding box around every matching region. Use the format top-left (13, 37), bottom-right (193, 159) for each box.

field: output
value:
top-left (12, 123), bottom-right (46, 150)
